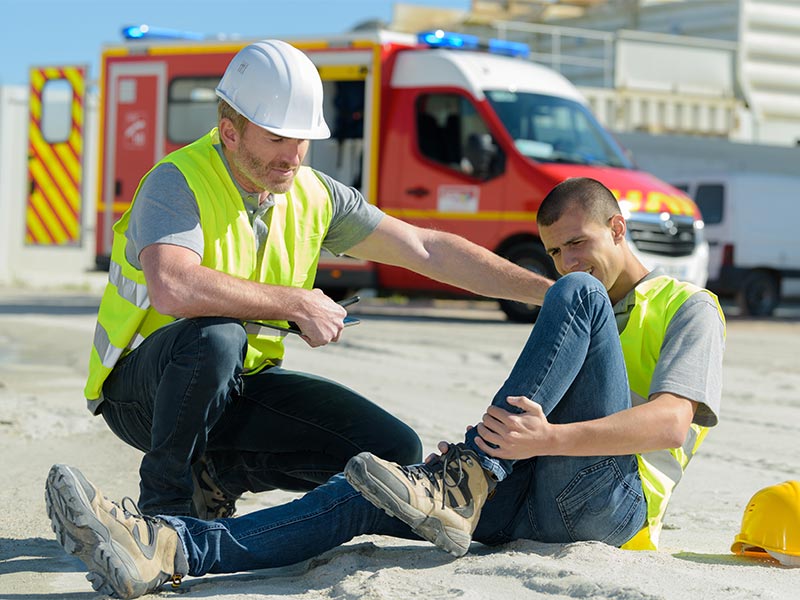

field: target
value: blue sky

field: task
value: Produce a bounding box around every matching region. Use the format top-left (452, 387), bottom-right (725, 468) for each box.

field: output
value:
top-left (3, 0), bottom-right (470, 86)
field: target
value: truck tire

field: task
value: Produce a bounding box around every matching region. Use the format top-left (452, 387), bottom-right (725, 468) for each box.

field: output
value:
top-left (736, 270), bottom-right (780, 316)
top-left (498, 242), bottom-right (553, 323)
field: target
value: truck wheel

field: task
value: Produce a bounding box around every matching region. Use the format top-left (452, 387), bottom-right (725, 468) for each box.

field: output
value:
top-left (498, 242), bottom-right (553, 323)
top-left (736, 270), bottom-right (780, 316)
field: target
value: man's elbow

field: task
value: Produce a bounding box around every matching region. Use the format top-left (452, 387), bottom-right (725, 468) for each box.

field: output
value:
top-left (148, 285), bottom-right (192, 318)
top-left (665, 410), bottom-right (696, 449)
top-left (666, 424), bottom-right (693, 449)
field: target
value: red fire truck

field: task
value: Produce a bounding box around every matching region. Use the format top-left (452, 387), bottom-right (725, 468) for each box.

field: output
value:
top-left (29, 28), bottom-right (708, 321)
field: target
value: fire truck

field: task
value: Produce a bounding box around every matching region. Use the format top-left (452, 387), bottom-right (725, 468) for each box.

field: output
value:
top-left (28, 28), bottom-right (708, 321)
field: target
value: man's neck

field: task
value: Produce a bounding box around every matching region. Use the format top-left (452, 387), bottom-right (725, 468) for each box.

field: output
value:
top-left (608, 258), bottom-right (650, 304)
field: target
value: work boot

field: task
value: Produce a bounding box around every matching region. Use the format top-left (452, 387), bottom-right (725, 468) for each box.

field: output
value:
top-left (345, 443), bottom-right (495, 557)
top-left (45, 464), bottom-right (188, 600)
top-left (191, 458), bottom-right (239, 520)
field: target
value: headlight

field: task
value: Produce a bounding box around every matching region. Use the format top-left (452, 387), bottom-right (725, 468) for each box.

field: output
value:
top-left (693, 219), bottom-right (705, 245)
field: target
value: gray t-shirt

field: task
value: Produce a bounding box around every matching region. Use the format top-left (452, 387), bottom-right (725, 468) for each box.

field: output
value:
top-left (125, 148), bottom-right (383, 268)
top-left (613, 273), bottom-right (725, 427)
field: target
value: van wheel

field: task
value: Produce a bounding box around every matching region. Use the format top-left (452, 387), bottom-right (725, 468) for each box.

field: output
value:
top-left (498, 242), bottom-right (553, 323)
top-left (737, 270), bottom-right (780, 316)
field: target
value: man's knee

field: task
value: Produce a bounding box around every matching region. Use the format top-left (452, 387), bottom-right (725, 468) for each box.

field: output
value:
top-left (544, 272), bottom-right (607, 306)
top-left (181, 317), bottom-right (248, 371)
top-left (195, 317), bottom-right (248, 349)
top-left (379, 423), bottom-right (423, 465)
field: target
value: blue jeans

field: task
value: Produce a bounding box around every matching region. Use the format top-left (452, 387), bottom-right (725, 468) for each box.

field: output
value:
top-left (100, 317), bottom-right (422, 516)
top-left (163, 273), bottom-right (646, 576)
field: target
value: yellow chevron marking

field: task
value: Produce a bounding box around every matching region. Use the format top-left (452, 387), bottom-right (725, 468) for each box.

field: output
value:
top-left (30, 189), bottom-right (69, 244)
top-left (26, 203), bottom-right (51, 244)
top-left (29, 159), bottom-right (79, 238)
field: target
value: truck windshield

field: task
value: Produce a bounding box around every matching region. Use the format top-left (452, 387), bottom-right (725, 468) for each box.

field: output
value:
top-left (485, 90), bottom-right (632, 168)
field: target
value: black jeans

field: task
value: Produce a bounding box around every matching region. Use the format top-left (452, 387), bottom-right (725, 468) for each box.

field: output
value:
top-left (100, 317), bottom-right (422, 516)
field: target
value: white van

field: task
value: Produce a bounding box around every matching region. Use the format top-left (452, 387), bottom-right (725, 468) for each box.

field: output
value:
top-left (672, 173), bottom-right (800, 315)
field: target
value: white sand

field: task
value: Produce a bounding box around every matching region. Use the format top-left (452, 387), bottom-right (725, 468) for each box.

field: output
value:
top-left (1, 288), bottom-right (799, 599)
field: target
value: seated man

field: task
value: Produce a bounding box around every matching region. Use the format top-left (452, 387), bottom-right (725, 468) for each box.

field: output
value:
top-left (45, 177), bottom-right (725, 599)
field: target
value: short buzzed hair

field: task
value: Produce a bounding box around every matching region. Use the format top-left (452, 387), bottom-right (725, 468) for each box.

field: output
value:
top-left (218, 99), bottom-right (248, 134)
top-left (537, 177), bottom-right (621, 227)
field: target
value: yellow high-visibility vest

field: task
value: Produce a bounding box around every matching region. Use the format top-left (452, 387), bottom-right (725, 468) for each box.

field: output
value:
top-left (85, 129), bottom-right (332, 410)
top-left (620, 275), bottom-right (725, 550)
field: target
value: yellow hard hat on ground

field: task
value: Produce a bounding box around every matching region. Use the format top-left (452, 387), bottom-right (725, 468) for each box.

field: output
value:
top-left (731, 480), bottom-right (800, 566)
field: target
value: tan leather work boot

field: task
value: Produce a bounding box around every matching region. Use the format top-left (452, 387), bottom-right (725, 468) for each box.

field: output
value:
top-left (192, 458), bottom-right (239, 520)
top-left (45, 464), bottom-right (188, 599)
top-left (345, 443), bottom-right (495, 557)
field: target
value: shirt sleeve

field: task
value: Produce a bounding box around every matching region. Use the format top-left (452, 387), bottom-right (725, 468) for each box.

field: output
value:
top-left (313, 169), bottom-right (384, 255)
top-left (649, 291), bottom-right (725, 427)
top-left (124, 163), bottom-right (204, 269)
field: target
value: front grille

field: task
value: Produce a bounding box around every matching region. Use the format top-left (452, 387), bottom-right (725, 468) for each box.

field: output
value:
top-left (627, 214), bottom-right (696, 257)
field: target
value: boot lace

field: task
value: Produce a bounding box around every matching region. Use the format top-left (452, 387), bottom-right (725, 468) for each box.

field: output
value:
top-left (397, 444), bottom-right (469, 509)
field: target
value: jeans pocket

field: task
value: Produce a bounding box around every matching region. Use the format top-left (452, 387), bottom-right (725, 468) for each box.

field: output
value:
top-left (556, 457), bottom-right (644, 545)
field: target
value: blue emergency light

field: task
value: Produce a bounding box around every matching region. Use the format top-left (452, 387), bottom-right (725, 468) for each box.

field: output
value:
top-left (419, 29), bottom-right (480, 50)
top-left (417, 30), bottom-right (530, 58)
top-left (122, 25), bottom-right (205, 41)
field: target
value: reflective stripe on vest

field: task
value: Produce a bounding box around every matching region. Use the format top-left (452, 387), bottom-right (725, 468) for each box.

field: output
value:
top-left (619, 276), bottom-right (724, 551)
top-left (84, 128), bottom-right (332, 409)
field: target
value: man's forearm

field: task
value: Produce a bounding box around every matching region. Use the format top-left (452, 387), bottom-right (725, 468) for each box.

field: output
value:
top-left (548, 396), bottom-right (697, 457)
top-left (347, 217), bottom-right (553, 305)
top-left (401, 229), bottom-right (553, 305)
top-left (148, 261), bottom-right (305, 321)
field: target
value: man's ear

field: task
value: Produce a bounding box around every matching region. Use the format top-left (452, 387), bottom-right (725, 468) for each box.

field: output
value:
top-left (218, 118), bottom-right (240, 150)
top-left (610, 213), bottom-right (627, 243)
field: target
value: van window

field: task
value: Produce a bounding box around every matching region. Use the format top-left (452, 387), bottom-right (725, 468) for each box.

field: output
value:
top-left (672, 183), bottom-right (690, 194)
top-left (167, 78), bottom-right (219, 144)
top-left (485, 91), bottom-right (632, 169)
top-left (415, 93), bottom-right (504, 180)
top-left (694, 183), bottom-right (724, 225)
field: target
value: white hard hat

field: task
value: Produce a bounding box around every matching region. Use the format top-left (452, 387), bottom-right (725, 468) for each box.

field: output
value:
top-left (216, 39), bottom-right (330, 140)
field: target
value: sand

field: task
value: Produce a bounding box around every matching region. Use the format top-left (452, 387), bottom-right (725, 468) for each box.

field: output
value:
top-left (1, 287), bottom-right (799, 599)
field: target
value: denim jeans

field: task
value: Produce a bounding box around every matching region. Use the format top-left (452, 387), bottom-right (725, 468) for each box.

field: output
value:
top-left (163, 273), bottom-right (647, 576)
top-left (100, 317), bottom-right (422, 516)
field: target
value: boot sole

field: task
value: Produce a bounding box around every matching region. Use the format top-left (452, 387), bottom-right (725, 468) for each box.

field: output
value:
top-left (344, 456), bottom-right (470, 557)
top-left (45, 464), bottom-right (167, 599)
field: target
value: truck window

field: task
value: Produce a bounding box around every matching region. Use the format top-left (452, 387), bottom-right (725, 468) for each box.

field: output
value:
top-left (415, 93), bottom-right (504, 180)
top-left (485, 91), bottom-right (631, 169)
top-left (167, 77), bottom-right (219, 144)
top-left (672, 183), bottom-right (690, 194)
top-left (694, 183), bottom-right (725, 225)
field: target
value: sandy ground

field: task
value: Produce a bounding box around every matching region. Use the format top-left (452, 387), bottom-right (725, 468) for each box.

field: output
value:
top-left (1, 286), bottom-right (799, 600)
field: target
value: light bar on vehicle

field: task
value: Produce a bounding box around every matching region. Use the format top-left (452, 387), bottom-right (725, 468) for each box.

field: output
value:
top-left (122, 24), bottom-right (205, 41)
top-left (417, 30), bottom-right (530, 58)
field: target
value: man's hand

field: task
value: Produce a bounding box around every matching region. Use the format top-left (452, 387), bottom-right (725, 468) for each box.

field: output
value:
top-left (474, 396), bottom-right (552, 460)
top-left (292, 289), bottom-right (347, 347)
top-left (424, 441), bottom-right (452, 464)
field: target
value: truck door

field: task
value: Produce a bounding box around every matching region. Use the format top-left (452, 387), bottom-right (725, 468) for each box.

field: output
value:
top-left (26, 66), bottom-right (87, 245)
top-left (97, 61), bottom-right (166, 264)
top-left (378, 89), bottom-right (507, 291)
top-left (307, 58), bottom-right (376, 294)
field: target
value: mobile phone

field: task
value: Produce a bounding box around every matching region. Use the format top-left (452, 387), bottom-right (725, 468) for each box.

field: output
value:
top-left (247, 314), bottom-right (360, 336)
top-left (337, 295), bottom-right (360, 308)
